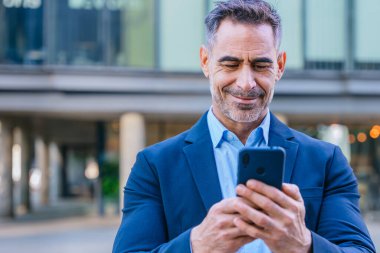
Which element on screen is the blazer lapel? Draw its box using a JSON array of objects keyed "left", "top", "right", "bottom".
[
  {"left": 183, "top": 113, "right": 223, "bottom": 212},
  {"left": 269, "top": 113, "right": 299, "bottom": 183}
]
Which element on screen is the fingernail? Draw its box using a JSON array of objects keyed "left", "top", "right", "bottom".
[
  {"left": 236, "top": 184, "right": 244, "bottom": 192},
  {"left": 247, "top": 179, "right": 256, "bottom": 187}
]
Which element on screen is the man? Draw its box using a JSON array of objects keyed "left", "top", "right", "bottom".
[{"left": 113, "top": 1, "right": 375, "bottom": 252}]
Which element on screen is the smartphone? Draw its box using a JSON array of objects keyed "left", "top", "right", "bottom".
[{"left": 237, "top": 146, "right": 285, "bottom": 190}]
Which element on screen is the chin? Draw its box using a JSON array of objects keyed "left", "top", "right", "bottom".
[
  {"left": 224, "top": 109, "right": 263, "bottom": 123},
  {"left": 221, "top": 102, "right": 266, "bottom": 122}
]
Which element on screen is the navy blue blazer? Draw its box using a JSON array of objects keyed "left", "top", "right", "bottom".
[{"left": 113, "top": 113, "right": 375, "bottom": 253}]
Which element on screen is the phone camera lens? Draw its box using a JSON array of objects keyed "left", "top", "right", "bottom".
[{"left": 256, "top": 167, "right": 265, "bottom": 175}]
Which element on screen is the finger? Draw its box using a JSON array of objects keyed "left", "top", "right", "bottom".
[
  {"left": 235, "top": 189, "right": 260, "bottom": 209},
  {"left": 246, "top": 179, "right": 296, "bottom": 209},
  {"left": 234, "top": 217, "right": 269, "bottom": 240},
  {"left": 212, "top": 205, "right": 252, "bottom": 229},
  {"left": 211, "top": 198, "right": 242, "bottom": 215},
  {"left": 225, "top": 226, "right": 253, "bottom": 239},
  {"left": 236, "top": 184, "right": 284, "bottom": 218},
  {"left": 282, "top": 183, "right": 303, "bottom": 203},
  {"left": 232, "top": 199, "right": 276, "bottom": 231}
]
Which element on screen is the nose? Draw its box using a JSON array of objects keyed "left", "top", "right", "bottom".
[{"left": 236, "top": 65, "right": 256, "bottom": 91}]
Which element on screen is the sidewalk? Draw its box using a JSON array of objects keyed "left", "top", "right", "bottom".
[
  {"left": 365, "top": 215, "right": 380, "bottom": 251},
  {"left": 0, "top": 199, "right": 120, "bottom": 253},
  {"left": 0, "top": 215, "right": 120, "bottom": 253},
  {"left": 0, "top": 206, "right": 378, "bottom": 253}
]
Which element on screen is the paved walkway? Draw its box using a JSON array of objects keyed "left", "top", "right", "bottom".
[
  {"left": 0, "top": 214, "right": 378, "bottom": 252},
  {"left": 0, "top": 215, "right": 120, "bottom": 253},
  {"left": 366, "top": 218, "right": 380, "bottom": 251}
]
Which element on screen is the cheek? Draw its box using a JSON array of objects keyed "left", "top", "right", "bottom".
[
  {"left": 257, "top": 76, "right": 276, "bottom": 94},
  {"left": 213, "top": 72, "right": 236, "bottom": 92}
]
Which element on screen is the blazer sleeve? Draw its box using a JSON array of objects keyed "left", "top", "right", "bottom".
[
  {"left": 112, "top": 151, "right": 192, "bottom": 253},
  {"left": 311, "top": 146, "right": 376, "bottom": 253}
]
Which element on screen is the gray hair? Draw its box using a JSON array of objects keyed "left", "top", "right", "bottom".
[{"left": 205, "top": 0, "right": 282, "bottom": 50}]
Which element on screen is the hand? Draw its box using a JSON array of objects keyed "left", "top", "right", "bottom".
[
  {"left": 190, "top": 198, "right": 255, "bottom": 253},
  {"left": 233, "top": 180, "right": 312, "bottom": 253}
]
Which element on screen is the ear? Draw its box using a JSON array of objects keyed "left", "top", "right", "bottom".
[
  {"left": 275, "top": 51, "right": 287, "bottom": 81},
  {"left": 200, "top": 45, "right": 210, "bottom": 78}
]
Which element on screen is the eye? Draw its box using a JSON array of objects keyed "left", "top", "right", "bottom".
[
  {"left": 253, "top": 63, "right": 271, "bottom": 71},
  {"left": 223, "top": 62, "right": 239, "bottom": 69}
]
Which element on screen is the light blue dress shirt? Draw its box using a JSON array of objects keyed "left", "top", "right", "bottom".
[{"left": 207, "top": 109, "right": 272, "bottom": 253}]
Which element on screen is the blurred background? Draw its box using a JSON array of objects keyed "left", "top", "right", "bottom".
[{"left": 0, "top": 0, "right": 379, "bottom": 252}]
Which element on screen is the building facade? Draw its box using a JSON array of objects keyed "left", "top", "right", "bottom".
[{"left": 0, "top": 0, "right": 380, "bottom": 217}]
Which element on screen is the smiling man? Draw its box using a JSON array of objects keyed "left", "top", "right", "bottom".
[
  {"left": 113, "top": 1, "right": 375, "bottom": 253},
  {"left": 201, "top": 18, "right": 284, "bottom": 144}
]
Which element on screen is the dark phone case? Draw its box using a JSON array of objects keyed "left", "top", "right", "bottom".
[{"left": 237, "top": 147, "right": 285, "bottom": 189}]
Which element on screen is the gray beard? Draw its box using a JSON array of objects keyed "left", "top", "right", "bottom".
[
  {"left": 220, "top": 100, "right": 267, "bottom": 123},
  {"left": 211, "top": 86, "right": 273, "bottom": 123}
]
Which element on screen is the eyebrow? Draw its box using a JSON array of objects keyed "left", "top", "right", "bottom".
[
  {"left": 218, "top": 56, "right": 242, "bottom": 62},
  {"left": 217, "top": 56, "right": 274, "bottom": 64},
  {"left": 252, "top": 57, "right": 273, "bottom": 64}
]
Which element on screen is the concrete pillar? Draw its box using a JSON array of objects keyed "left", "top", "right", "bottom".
[
  {"left": 12, "top": 127, "right": 23, "bottom": 215},
  {"left": 48, "top": 142, "right": 61, "bottom": 204},
  {"left": 11, "top": 127, "right": 33, "bottom": 215},
  {"left": 30, "top": 137, "right": 49, "bottom": 209},
  {"left": 0, "top": 120, "right": 13, "bottom": 217},
  {"left": 20, "top": 127, "right": 32, "bottom": 214},
  {"left": 119, "top": 113, "right": 146, "bottom": 211}
]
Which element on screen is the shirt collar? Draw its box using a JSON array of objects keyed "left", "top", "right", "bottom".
[
  {"left": 207, "top": 108, "right": 227, "bottom": 148},
  {"left": 207, "top": 108, "right": 270, "bottom": 148}
]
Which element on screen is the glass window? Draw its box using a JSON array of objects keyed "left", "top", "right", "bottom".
[
  {"left": 110, "top": 0, "right": 155, "bottom": 68},
  {"left": 305, "top": 0, "right": 346, "bottom": 70},
  {"left": 267, "top": 0, "right": 303, "bottom": 70},
  {"left": 0, "top": 0, "right": 44, "bottom": 65},
  {"left": 208, "top": 0, "right": 216, "bottom": 11},
  {"left": 354, "top": 0, "right": 380, "bottom": 70},
  {"left": 159, "top": 0, "right": 205, "bottom": 71},
  {"left": 53, "top": 0, "right": 104, "bottom": 65},
  {"left": 349, "top": 125, "right": 380, "bottom": 211}
]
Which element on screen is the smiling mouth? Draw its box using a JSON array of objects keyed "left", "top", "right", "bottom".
[
  {"left": 231, "top": 95, "right": 258, "bottom": 104},
  {"left": 235, "top": 96, "right": 256, "bottom": 100}
]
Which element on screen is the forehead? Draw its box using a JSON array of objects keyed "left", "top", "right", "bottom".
[{"left": 212, "top": 19, "right": 276, "bottom": 55}]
